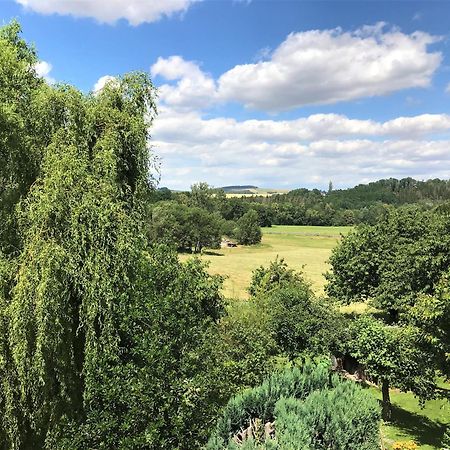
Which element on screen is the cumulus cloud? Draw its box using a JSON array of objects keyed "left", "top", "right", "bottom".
[
  {"left": 153, "top": 109, "right": 450, "bottom": 144},
  {"left": 151, "top": 56, "right": 217, "bottom": 111},
  {"left": 217, "top": 23, "right": 441, "bottom": 111},
  {"left": 93, "top": 75, "right": 117, "bottom": 93},
  {"left": 151, "top": 25, "right": 441, "bottom": 113},
  {"left": 16, "top": 0, "right": 200, "bottom": 25},
  {"left": 34, "top": 60, "right": 55, "bottom": 84},
  {"left": 152, "top": 107, "right": 450, "bottom": 189}
]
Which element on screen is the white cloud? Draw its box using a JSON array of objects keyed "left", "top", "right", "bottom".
[
  {"left": 34, "top": 60, "right": 55, "bottom": 84},
  {"left": 218, "top": 23, "right": 441, "bottom": 111},
  {"left": 151, "top": 56, "right": 217, "bottom": 111},
  {"left": 152, "top": 107, "right": 450, "bottom": 189},
  {"left": 151, "top": 25, "right": 441, "bottom": 113},
  {"left": 93, "top": 75, "right": 117, "bottom": 93},
  {"left": 16, "top": 0, "right": 200, "bottom": 25},
  {"left": 153, "top": 109, "right": 450, "bottom": 145}
]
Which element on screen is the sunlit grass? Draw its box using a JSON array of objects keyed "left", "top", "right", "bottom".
[
  {"left": 180, "top": 225, "right": 352, "bottom": 298},
  {"left": 370, "top": 382, "right": 450, "bottom": 450}
]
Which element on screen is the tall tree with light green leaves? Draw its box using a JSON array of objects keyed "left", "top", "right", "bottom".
[{"left": 0, "top": 22, "right": 225, "bottom": 450}]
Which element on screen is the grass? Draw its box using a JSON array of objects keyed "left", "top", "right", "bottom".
[
  {"left": 225, "top": 188, "right": 290, "bottom": 198},
  {"left": 181, "top": 225, "right": 351, "bottom": 298},
  {"left": 371, "top": 382, "right": 450, "bottom": 449}
]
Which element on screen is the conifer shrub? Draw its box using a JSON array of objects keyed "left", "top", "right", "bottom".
[{"left": 207, "top": 362, "right": 381, "bottom": 450}]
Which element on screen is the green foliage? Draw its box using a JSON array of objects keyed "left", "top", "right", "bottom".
[
  {"left": 163, "top": 177, "right": 450, "bottom": 228},
  {"left": 149, "top": 200, "right": 223, "bottom": 252},
  {"left": 325, "top": 224, "right": 380, "bottom": 302},
  {"left": 248, "top": 257, "right": 304, "bottom": 297},
  {"left": 349, "top": 316, "right": 436, "bottom": 398},
  {"left": 61, "top": 249, "right": 225, "bottom": 450},
  {"left": 0, "top": 22, "right": 228, "bottom": 449},
  {"left": 408, "top": 280, "right": 450, "bottom": 377},
  {"left": 442, "top": 425, "right": 450, "bottom": 450},
  {"left": 272, "top": 382, "right": 380, "bottom": 450},
  {"left": 204, "top": 302, "right": 278, "bottom": 409},
  {"left": 208, "top": 362, "right": 333, "bottom": 445},
  {"left": 326, "top": 207, "right": 450, "bottom": 318},
  {"left": 189, "top": 182, "right": 220, "bottom": 212},
  {"left": 235, "top": 210, "right": 262, "bottom": 245},
  {"left": 258, "top": 285, "right": 346, "bottom": 360},
  {"left": 248, "top": 258, "right": 348, "bottom": 360},
  {"left": 0, "top": 21, "right": 44, "bottom": 254},
  {"left": 326, "top": 207, "right": 450, "bottom": 420},
  {"left": 207, "top": 362, "right": 381, "bottom": 450}
]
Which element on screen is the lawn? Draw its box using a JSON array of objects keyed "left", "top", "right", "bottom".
[
  {"left": 180, "top": 225, "right": 352, "bottom": 299},
  {"left": 372, "top": 382, "right": 450, "bottom": 449}
]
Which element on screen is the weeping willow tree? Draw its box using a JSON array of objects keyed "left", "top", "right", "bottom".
[
  {"left": 0, "top": 20, "right": 45, "bottom": 254},
  {"left": 0, "top": 23, "right": 225, "bottom": 449}
]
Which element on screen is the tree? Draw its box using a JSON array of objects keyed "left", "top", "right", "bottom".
[
  {"left": 348, "top": 315, "right": 436, "bottom": 421},
  {"left": 235, "top": 209, "right": 262, "bottom": 245},
  {"left": 206, "top": 302, "right": 278, "bottom": 405},
  {"left": 190, "top": 182, "right": 217, "bottom": 212},
  {"left": 0, "top": 20, "right": 46, "bottom": 254},
  {"left": 326, "top": 206, "right": 450, "bottom": 320},
  {"left": 248, "top": 259, "right": 348, "bottom": 362},
  {"left": 248, "top": 257, "right": 304, "bottom": 297},
  {"left": 326, "top": 207, "right": 450, "bottom": 420},
  {"left": 260, "top": 285, "right": 347, "bottom": 360},
  {"left": 149, "top": 201, "right": 223, "bottom": 253},
  {"left": 0, "top": 23, "right": 226, "bottom": 449},
  {"left": 408, "top": 279, "right": 450, "bottom": 377},
  {"left": 328, "top": 180, "right": 333, "bottom": 194}
]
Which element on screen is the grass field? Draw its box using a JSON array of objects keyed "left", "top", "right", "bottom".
[
  {"left": 181, "top": 225, "right": 352, "bottom": 299},
  {"left": 224, "top": 187, "right": 290, "bottom": 198}
]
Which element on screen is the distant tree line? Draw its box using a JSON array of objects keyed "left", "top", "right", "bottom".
[{"left": 149, "top": 177, "right": 450, "bottom": 229}]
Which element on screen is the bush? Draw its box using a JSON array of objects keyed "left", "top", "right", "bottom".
[
  {"left": 442, "top": 426, "right": 450, "bottom": 450},
  {"left": 207, "top": 362, "right": 381, "bottom": 450},
  {"left": 212, "top": 302, "right": 278, "bottom": 396},
  {"left": 248, "top": 257, "right": 305, "bottom": 297},
  {"left": 260, "top": 284, "right": 348, "bottom": 359},
  {"left": 249, "top": 259, "right": 349, "bottom": 360}
]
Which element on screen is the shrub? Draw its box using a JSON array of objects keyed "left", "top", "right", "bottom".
[
  {"left": 207, "top": 362, "right": 381, "bottom": 449},
  {"left": 248, "top": 257, "right": 305, "bottom": 297},
  {"left": 442, "top": 426, "right": 450, "bottom": 450}
]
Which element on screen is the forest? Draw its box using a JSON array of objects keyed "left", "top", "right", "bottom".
[
  {"left": 0, "top": 22, "right": 449, "bottom": 450},
  {"left": 149, "top": 177, "right": 450, "bottom": 236}
]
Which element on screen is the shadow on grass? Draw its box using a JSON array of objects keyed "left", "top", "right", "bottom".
[
  {"left": 436, "top": 385, "right": 450, "bottom": 401},
  {"left": 388, "top": 404, "right": 446, "bottom": 448},
  {"left": 202, "top": 250, "right": 225, "bottom": 256}
]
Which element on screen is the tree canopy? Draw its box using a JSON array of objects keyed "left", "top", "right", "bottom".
[{"left": 0, "top": 22, "right": 226, "bottom": 449}]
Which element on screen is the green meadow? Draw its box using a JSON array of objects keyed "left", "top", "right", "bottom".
[{"left": 183, "top": 225, "right": 352, "bottom": 299}]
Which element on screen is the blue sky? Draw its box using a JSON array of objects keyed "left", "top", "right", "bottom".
[{"left": 2, "top": 0, "right": 450, "bottom": 190}]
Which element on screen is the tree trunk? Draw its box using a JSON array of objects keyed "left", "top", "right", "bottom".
[{"left": 381, "top": 379, "right": 392, "bottom": 421}]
